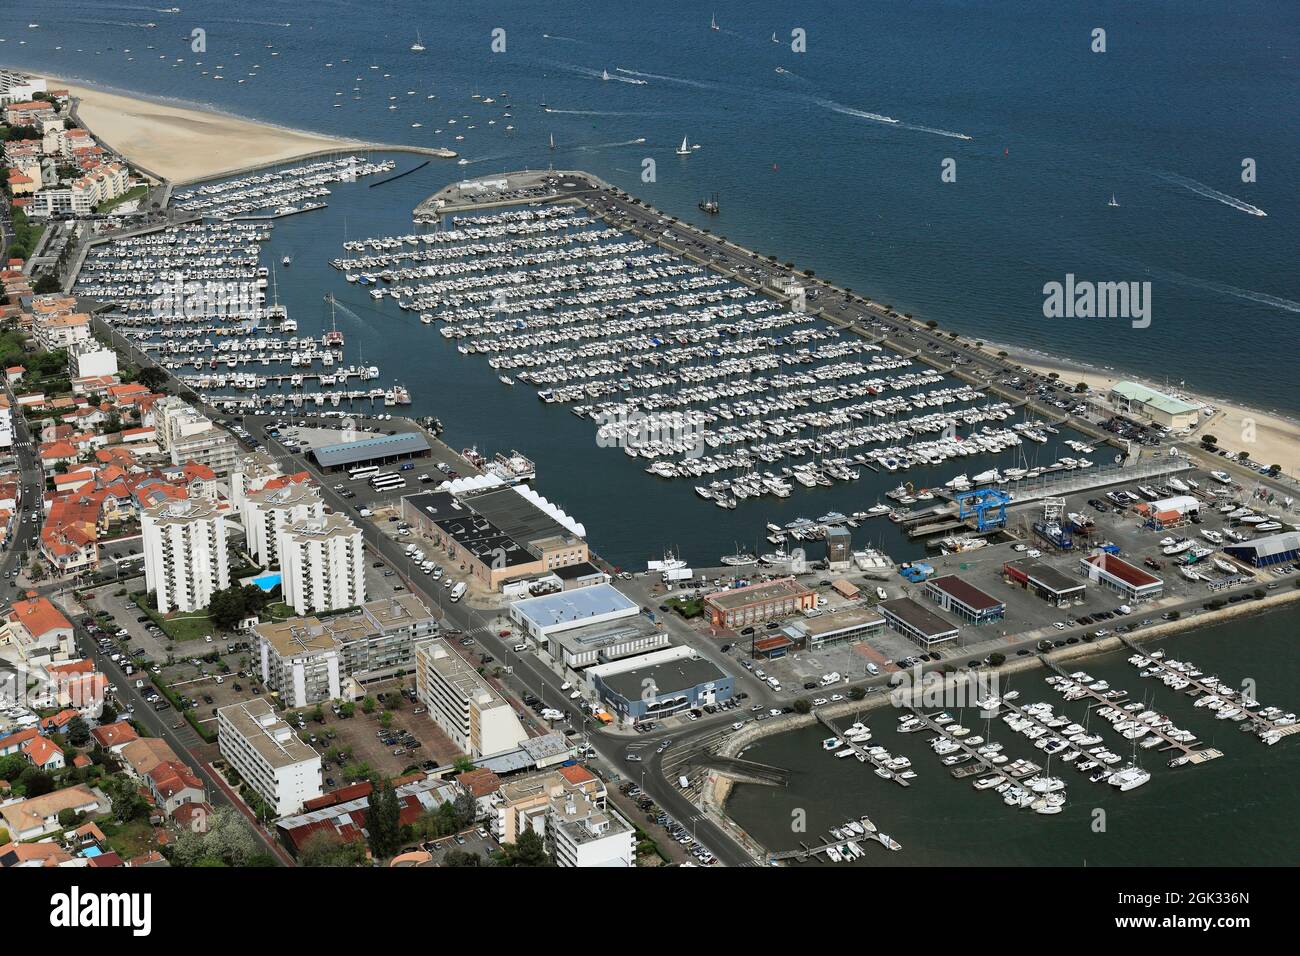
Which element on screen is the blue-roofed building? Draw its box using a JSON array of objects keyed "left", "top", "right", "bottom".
[
  {"left": 1223, "top": 531, "right": 1300, "bottom": 569},
  {"left": 509, "top": 583, "right": 640, "bottom": 642},
  {"left": 310, "top": 432, "right": 430, "bottom": 471}
]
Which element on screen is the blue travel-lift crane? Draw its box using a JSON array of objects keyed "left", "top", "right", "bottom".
[{"left": 952, "top": 488, "right": 1011, "bottom": 532}]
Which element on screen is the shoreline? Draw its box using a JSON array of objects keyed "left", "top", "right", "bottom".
[
  {"left": 711, "top": 588, "right": 1300, "bottom": 863},
  {"left": 17, "top": 69, "right": 455, "bottom": 184},
  {"left": 977, "top": 338, "right": 1300, "bottom": 477}
]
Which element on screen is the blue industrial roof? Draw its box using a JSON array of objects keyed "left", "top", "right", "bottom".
[
  {"left": 312, "top": 432, "right": 430, "bottom": 468},
  {"left": 512, "top": 583, "right": 637, "bottom": 629}
]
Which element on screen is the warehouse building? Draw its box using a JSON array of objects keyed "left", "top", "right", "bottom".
[
  {"left": 878, "top": 597, "right": 961, "bottom": 647},
  {"left": 402, "top": 489, "right": 589, "bottom": 591},
  {"left": 702, "top": 577, "right": 817, "bottom": 630},
  {"left": 923, "top": 575, "right": 1006, "bottom": 624},
  {"left": 589, "top": 646, "right": 732, "bottom": 723},
  {"left": 1079, "top": 552, "right": 1164, "bottom": 602},
  {"left": 310, "top": 432, "right": 430, "bottom": 473},
  {"left": 780, "top": 606, "right": 886, "bottom": 649},
  {"left": 1107, "top": 381, "right": 1200, "bottom": 430},
  {"left": 1003, "top": 559, "right": 1088, "bottom": 607},
  {"left": 1223, "top": 531, "right": 1300, "bottom": 569},
  {"left": 509, "top": 583, "right": 640, "bottom": 643},
  {"left": 544, "top": 616, "right": 671, "bottom": 670}
]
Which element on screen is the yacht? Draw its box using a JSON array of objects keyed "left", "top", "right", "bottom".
[
  {"left": 281, "top": 255, "right": 291, "bottom": 267},
  {"left": 1108, "top": 766, "right": 1151, "bottom": 791}
]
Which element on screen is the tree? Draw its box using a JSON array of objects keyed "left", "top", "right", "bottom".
[
  {"left": 452, "top": 755, "right": 475, "bottom": 774},
  {"left": 848, "top": 686, "right": 867, "bottom": 701},
  {"left": 987, "top": 652, "right": 1006, "bottom": 667},
  {"left": 136, "top": 367, "right": 168, "bottom": 391},
  {"left": 499, "top": 828, "right": 551, "bottom": 867},
  {"left": 444, "top": 849, "right": 483, "bottom": 867},
  {"left": 361, "top": 696, "right": 376, "bottom": 715},
  {"left": 169, "top": 806, "right": 261, "bottom": 867},
  {"left": 1200, "top": 434, "right": 1218, "bottom": 447},
  {"left": 66, "top": 715, "right": 90, "bottom": 747},
  {"left": 792, "top": 698, "right": 812, "bottom": 714},
  {"left": 925, "top": 320, "right": 938, "bottom": 329},
  {"left": 298, "top": 830, "right": 367, "bottom": 867},
  {"left": 99, "top": 702, "right": 118, "bottom": 724},
  {"left": 366, "top": 779, "right": 402, "bottom": 859},
  {"left": 33, "top": 274, "right": 61, "bottom": 294},
  {"left": 207, "top": 586, "right": 247, "bottom": 630}
]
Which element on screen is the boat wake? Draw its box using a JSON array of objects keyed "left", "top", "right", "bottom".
[
  {"left": 817, "top": 98, "right": 900, "bottom": 126},
  {"left": 613, "top": 67, "right": 720, "bottom": 91},
  {"left": 575, "top": 138, "right": 649, "bottom": 151},
  {"left": 1157, "top": 172, "right": 1267, "bottom": 217},
  {"left": 899, "top": 122, "right": 973, "bottom": 141},
  {"left": 543, "top": 107, "right": 667, "bottom": 117},
  {"left": 541, "top": 33, "right": 581, "bottom": 42},
  {"left": 552, "top": 62, "right": 648, "bottom": 85},
  {"left": 1142, "top": 265, "right": 1300, "bottom": 314}
]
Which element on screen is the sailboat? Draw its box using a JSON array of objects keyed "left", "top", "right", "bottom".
[
  {"left": 322, "top": 294, "right": 345, "bottom": 349},
  {"left": 771, "top": 31, "right": 780, "bottom": 43},
  {"left": 676, "top": 135, "right": 692, "bottom": 156},
  {"left": 602, "top": 69, "right": 610, "bottom": 81},
  {"left": 710, "top": 13, "right": 719, "bottom": 31},
  {"left": 410, "top": 32, "right": 425, "bottom": 53},
  {"left": 1107, "top": 194, "right": 1120, "bottom": 208},
  {"left": 548, "top": 132, "right": 556, "bottom": 150}
]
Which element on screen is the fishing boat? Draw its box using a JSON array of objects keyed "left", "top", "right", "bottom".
[{"left": 698, "top": 192, "right": 719, "bottom": 214}]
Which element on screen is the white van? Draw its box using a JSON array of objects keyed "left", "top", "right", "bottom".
[
  {"left": 513, "top": 643, "right": 527, "bottom": 652},
  {"left": 568, "top": 690, "right": 582, "bottom": 701},
  {"left": 449, "top": 582, "right": 467, "bottom": 603},
  {"left": 678, "top": 775, "right": 690, "bottom": 790},
  {"left": 560, "top": 682, "right": 572, "bottom": 691},
  {"left": 866, "top": 663, "right": 879, "bottom": 676}
]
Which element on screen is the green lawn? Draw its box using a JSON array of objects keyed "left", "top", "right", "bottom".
[
  {"left": 96, "top": 184, "right": 148, "bottom": 213},
  {"left": 99, "top": 818, "right": 155, "bottom": 859},
  {"left": 133, "top": 594, "right": 216, "bottom": 641}
]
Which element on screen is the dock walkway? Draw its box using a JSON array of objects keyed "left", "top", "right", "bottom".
[
  {"left": 814, "top": 711, "right": 910, "bottom": 786},
  {"left": 1117, "top": 636, "right": 1300, "bottom": 742}
]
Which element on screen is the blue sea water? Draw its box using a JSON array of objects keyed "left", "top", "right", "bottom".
[{"left": 6, "top": 0, "right": 1298, "bottom": 566}]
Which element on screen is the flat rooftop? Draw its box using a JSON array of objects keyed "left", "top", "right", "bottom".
[
  {"left": 703, "top": 577, "right": 813, "bottom": 612},
  {"left": 598, "top": 654, "right": 728, "bottom": 701},
  {"left": 548, "top": 615, "right": 666, "bottom": 656},
  {"left": 1006, "top": 559, "right": 1085, "bottom": 595},
  {"left": 879, "top": 597, "right": 961, "bottom": 638},
  {"left": 219, "top": 698, "right": 317, "bottom": 768},
  {"left": 312, "top": 432, "right": 429, "bottom": 468},
  {"left": 513, "top": 583, "right": 637, "bottom": 629},
  {"left": 926, "top": 574, "right": 1005, "bottom": 611},
  {"left": 791, "top": 605, "right": 886, "bottom": 638}
]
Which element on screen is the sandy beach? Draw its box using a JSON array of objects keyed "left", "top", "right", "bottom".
[
  {"left": 976, "top": 340, "right": 1300, "bottom": 478},
  {"left": 39, "top": 76, "right": 371, "bottom": 184}
]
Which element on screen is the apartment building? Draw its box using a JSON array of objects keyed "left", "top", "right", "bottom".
[
  {"left": 217, "top": 698, "right": 322, "bottom": 817},
  {"left": 277, "top": 513, "right": 366, "bottom": 615},
  {"left": 240, "top": 481, "right": 323, "bottom": 566},
  {"left": 255, "top": 595, "right": 439, "bottom": 707},
  {"left": 413, "top": 637, "right": 528, "bottom": 759},
  {"left": 142, "top": 497, "right": 230, "bottom": 613}
]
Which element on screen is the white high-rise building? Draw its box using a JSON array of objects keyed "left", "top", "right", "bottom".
[
  {"left": 240, "top": 481, "right": 323, "bottom": 567},
  {"left": 413, "top": 637, "right": 529, "bottom": 759},
  {"left": 217, "top": 698, "right": 322, "bottom": 817},
  {"left": 277, "top": 513, "right": 366, "bottom": 615},
  {"left": 142, "top": 498, "right": 230, "bottom": 613}
]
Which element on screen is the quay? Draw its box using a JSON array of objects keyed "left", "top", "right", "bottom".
[
  {"left": 1117, "top": 636, "right": 1300, "bottom": 743},
  {"left": 814, "top": 711, "right": 911, "bottom": 786},
  {"left": 901, "top": 706, "right": 1032, "bottom": 791},
  {"left": 1038, "top": 656, "right": 1223, "bottom": 763},
  {"left": 768, "top": 817, "right": 902, "bottom": 863}
]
